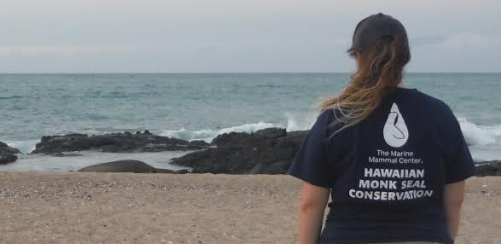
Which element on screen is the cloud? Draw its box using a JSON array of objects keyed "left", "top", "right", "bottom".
[
  {"left": 0, "top": 44, "right": 132, "bottom": 55},
  {"left": 426, "top": 33, "right": 501, "bottom": 50},
  {"left": 409, "top": 33, "right": 501, "bottom": 72}
]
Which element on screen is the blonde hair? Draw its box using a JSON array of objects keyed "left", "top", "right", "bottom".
[{"left": 320, "top": 35, "right": 411, "bottom": 135}]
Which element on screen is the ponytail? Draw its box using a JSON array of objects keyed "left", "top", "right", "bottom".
[{"left": 320, "top": 35, "right": 411, "bottom": 135}]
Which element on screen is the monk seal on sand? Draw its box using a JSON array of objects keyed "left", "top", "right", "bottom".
[{"left": 77, "top": 160, "right": 189, "bottom": 174}]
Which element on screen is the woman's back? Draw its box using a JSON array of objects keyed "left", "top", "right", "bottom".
[
  {"left": 289, "top": 13, "right": 474, "bottom": 244},
  {"left": 289, "top": 87, "right": 474, "bottom": 243}
]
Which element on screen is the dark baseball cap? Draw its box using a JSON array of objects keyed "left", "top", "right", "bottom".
[{"left": 351, "top": 13, "right": 408, "bottom": 52}]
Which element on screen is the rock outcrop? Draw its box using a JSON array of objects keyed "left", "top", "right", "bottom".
[
  {"left": 475, "top": 161, "right": 501, "bottom": 177},
  {"left": 22, "top": 127, "right": 501, "bottom": 177},
  {"left": 32, "top": 130, "right": 210, "bottom": 154},
  {"left": 0, "top": 141, "right": 21, "bottom": 165},
  {"left": 172, "top": 128, "right": 501, "bottom": 177},
  {"left": 171, "top": 128, "right": 307, "bottom": 174}
]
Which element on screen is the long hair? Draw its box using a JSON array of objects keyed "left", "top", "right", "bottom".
[{"left": 320, "top": 35, "right": 411, "bottom": 135}]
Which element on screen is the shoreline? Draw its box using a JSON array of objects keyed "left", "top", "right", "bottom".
[
  {"left": 2, "top": 128, "right": 500, "bottom": 175},
  {"left": 0, "top": 172, "right": 499, "bottom": 244}
]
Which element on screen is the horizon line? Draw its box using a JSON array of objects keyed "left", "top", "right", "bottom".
[{"left": 1, "top": 71, "right": 500, "bottom": 75}]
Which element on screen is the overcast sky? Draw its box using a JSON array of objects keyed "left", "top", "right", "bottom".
[{"left": 0, "top": 0, "right": 500, "bottom": 73}]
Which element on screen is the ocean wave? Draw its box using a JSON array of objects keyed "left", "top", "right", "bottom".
[
  {"left": 5, "top": 140, "right": 39, "bottom": 154},
  {"left": 161, "top": 112, "right": 319, "bottom": 142},
  {"left": 160, "top": 115, "right": 499, "bottom": 149},
  {"left": 161, "top": 122, "right": 277, "bottom": 142},
  {"left": 458, "top": 117, "right": 500, "bottom": 147},
  {"left": 483, "top": 124, "right": 501, "bottom": 136},
  {"left": 3, "top": 115, "right": 316, "bottom": 154},
  {"left": 0, "top": 95, "right": 23, "bottom": 100},
  {"left": 5, "top": 116, "right": 498, "bottom": 154},
  {"left": 284, "top": 111, "right": 317, "bottom": 132}
]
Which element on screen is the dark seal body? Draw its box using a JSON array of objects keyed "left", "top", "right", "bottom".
[{"left": 77, "top": 160, "right": 188, "bottom": 174}]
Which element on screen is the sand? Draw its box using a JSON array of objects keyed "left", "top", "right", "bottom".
[{"left": 0, "top": 173, "right": 499, "bottom": 244}]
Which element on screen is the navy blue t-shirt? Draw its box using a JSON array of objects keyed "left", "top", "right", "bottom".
[{"left": 288, "top": 87, "right": 475, "bottom": 244}]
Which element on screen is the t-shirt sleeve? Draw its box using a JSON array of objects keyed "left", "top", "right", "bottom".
[
  {"left": 288, "top": 110, "right": 335, "bottom": 188},
  {"left": 441, "top": 106, "right": 476, "bottom": 184}
]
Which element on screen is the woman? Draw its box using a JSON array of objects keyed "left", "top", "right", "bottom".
[{"left": 288, "top": 13, "right": 474, "bottom": 244}]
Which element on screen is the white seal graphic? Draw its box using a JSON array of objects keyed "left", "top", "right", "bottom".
[{"left": 383, "top": 103, "right": 409, "bottom": 148}]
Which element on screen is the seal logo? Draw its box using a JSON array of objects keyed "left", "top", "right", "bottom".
[{"left": 383, "top": 103, "right": 409, "bottom": 148}]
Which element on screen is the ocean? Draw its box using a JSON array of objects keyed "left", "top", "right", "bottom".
[{"left": 1, "top": 73, "right": 500, "bottom": 171}]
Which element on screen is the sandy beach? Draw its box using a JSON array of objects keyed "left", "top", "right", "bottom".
[{"left": 0, "top": 173, "right": 499, "bottom": 244}]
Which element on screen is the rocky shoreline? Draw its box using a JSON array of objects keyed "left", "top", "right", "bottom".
[
  {"left": 1, "top": 129, "right": 500, "bottom": 176},
  {"left": 31, "top": 130, "right": 209, "bottom": 154}
]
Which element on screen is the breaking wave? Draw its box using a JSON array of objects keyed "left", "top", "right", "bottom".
[{"left": 458, "top": 117, "right": 500, "bottom": 147}]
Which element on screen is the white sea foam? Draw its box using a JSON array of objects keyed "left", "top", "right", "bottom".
[
  {"left": 161, "top": 111, "right": 319, "bottom": 142},
  {"left": 161, "top": 122, "right": 277, "bottom": 142},
  {"left": 5, "top": 140, "right": 39, "bottom": 154},
  {"left": 284, "top": 111, "right": 317, "bottom": 132},
  {"left": 458, "top": 117, "right": 499, "bottom": 147},
  {"left": 160, "top": 112, "right": 320, "bottom": 142},
  {"left": 483, "top": 124, "right": 501, "bottom": 136}
]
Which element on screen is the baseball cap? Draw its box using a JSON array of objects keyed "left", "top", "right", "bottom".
[{"left": 351, "top": 13, "right": 408, "bottom": 52}]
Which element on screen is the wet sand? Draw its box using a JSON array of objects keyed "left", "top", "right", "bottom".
[{"left": 0, "top": 172, "right": 499, "bottom": 244}]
